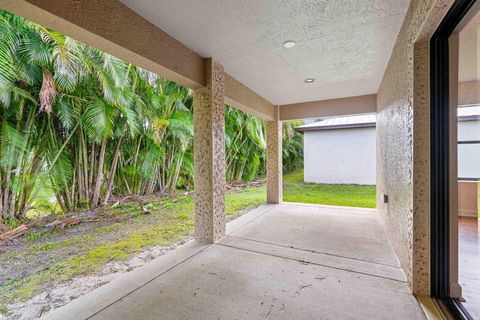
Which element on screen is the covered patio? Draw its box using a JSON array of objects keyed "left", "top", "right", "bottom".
[
  {"left": 43, "top": 203, "right": 425, "bottom": 320},
  {"left": 1, "top": 0, "right": 476, "bottom": 319}
]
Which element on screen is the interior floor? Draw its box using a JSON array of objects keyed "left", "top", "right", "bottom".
[{"left": 459, "top": 216, "right": 480, "bottom": 319}]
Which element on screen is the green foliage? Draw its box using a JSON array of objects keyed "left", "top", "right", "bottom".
[
  {"left": 224, "top": 108, "right": 304, "bottom": 181},
  {"left": 282, "top": 121, "right": 304, "bottom": 173},
  {"left": 25, "top": 230, "right": 54, "bottom": 242},
  {"left": 225, "top": 106, "right": 266, "bottom": 181},
  {"left": 3, "top": 217, "right": 22, "bottom": 228}
]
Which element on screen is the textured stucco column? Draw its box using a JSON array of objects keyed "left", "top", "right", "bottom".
[
  {"left": 193, "top": 59, "right": 226, "bottom": 243},
  {"left": 266, "top": 106, "right": 282, "bottom": 204}
]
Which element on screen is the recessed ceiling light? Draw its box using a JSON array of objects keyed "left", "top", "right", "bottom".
[
  {"left": 304, "top": 78, "right": 315, "bottom": 83},
  {"left": 283, "top": 40, "right": 296, "bottom": 48}
]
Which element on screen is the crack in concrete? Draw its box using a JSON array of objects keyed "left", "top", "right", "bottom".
[{"left": 216, "top": 242, "right": 407, "bottom": 284}]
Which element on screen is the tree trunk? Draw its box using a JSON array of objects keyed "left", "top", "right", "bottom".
[
  {"left": 91, "top": 138, "right": 107, "bottom": 207},
  {"left": 88, "top": 142, "right": 96, "bottom": 199},
  {"left": 103, "top": 137, "right": 123, "bottom": 205},
  {"left": 18, "top": 154, "right": 42, "bottom": 218},
  {"left": 146, "top": 164, "right": 157, "bottom": 195},
  {"left": 80, "top": 129, "right": 89, "bottom": 201},
  {"left": 76, "top": 146, "right": 85, "bottom": 202},
  {"left": 170, "top": 154, "right": 183, "bottom": 192}
]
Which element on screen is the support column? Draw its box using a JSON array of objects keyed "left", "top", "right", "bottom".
[
  {"left": 194, "top": 58, "right": 226, "bottom": 243},
  {"left": 266, "top": 106, "right": 282, "bottom": 204}
]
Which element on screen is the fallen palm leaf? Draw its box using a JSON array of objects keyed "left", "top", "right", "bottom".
[{"left": 0, "top": 224, "right": 28, "bottom": 239}]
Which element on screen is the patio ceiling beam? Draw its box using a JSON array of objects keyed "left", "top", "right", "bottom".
[
  {"left": 224, "top": 74, "right": 275, "bottom": 121},
  {"left": 0, "top": 0, "right": 276, "bottom": 121},
  {"left": 279, "top": 94, "right": 377, "bottom": 121}
]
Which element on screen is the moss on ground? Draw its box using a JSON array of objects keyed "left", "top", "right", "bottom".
[
  {"left": 0, "top": 303, "right": 8, "bottom": 316},
  {"left": 59, "top": 218, "right": 193, "bottom": 279}
]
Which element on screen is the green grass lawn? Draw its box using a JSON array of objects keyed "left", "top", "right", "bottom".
[{"left": 283, "top": 170, "right": 376, "bottom": 208}]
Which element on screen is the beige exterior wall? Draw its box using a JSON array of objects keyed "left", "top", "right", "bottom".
[{"left": 376, "top": 0, "right": 454, "bottom": 295}]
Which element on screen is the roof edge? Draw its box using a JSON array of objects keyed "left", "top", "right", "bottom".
[{"left": 295, "top": 122, "right": 376, "bottom": 132}]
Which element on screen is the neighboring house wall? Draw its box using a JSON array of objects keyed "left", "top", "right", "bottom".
[{"left": 304, "top": 127, "right": 376, "bottom": 185}]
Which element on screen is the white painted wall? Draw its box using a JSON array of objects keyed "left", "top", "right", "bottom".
[
  {"left": 303, "top": 127, "right": 376, "bottom": 185},
  {"left": 457, "top": 119, "right": 480, "bottom": 217},
  {"left": 458, "top": 120, "right": 480, "bottom": 179}
]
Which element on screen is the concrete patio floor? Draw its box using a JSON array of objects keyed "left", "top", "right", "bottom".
[{"left": 44, "top": 203, "right": 426, "bottom": 320}]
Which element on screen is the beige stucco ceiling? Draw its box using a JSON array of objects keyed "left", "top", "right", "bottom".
[{"left": 120, "top": 0, "right": 410, "bottom": 105}]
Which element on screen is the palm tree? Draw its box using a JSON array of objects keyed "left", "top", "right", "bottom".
[
  {"left": 225, "top": 106, "right": 266, "bottom": 182},
  {"left": 282, "top": 121, "right": 304, "bottom": 173},
  {"left": 0, "top": 11, "right": 84, "bottom": 219},
  {"left": 123, "top": 72, "right": 193, "bottom": 195}
]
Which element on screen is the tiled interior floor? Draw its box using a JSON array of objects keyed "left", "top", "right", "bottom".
[{"left": 459, "top": 217, "right": 480, "bottom": 320}]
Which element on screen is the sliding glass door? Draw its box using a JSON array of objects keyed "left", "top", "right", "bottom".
[{"left": 430, "top": 1, "right": 479, "bottom": 319}]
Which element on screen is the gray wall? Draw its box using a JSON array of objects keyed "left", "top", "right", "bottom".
[{"left": 303, "top": 127, "right": 376, "bottom": 185}]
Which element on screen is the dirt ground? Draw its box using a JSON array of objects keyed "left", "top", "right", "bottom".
[{"left": 3, "top": 237, "right": 191, "bottom": 320}]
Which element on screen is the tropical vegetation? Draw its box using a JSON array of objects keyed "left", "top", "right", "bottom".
[{"left": 0, "top": 10, "right": 303, "bottom": 225}]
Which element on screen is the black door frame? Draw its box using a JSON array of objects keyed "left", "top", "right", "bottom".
[{"left": 430, "top": 0, "right": 477, "bottom": 319}]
